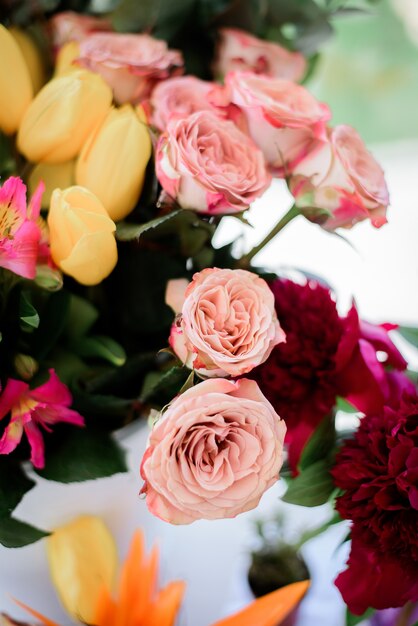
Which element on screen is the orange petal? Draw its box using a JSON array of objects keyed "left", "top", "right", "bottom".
[
  {"left": 93, "top": 586, "right": 117, "bottom": 626},
  {"left": 12, "top": 599, "right": 61, "bottom": 626},
  {"left": 147, "top": 581, "right": 186, "bottom": 626},
  {"left": 212, "top": 580, "right": 310, "bottom": 626}
]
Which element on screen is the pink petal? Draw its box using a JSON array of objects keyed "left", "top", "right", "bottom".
[
  {"left": 0, "top": 177, "right": 27, "bottom": 219},
  {"left": 24, "top": 421, "right": 45, "bottom": 469},
  {"left": 0, "top": 379, "right": 28, "bottom": 420},
  {"left": 28, "top": 180, "right": 45, "bottom": 220},
  {"left": 0, "top": 415, "right": 24, "bottom": 455},
  {"left": 31, "top": 369, "right": 72, "bottom": 407}
]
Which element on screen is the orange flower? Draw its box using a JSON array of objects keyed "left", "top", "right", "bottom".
[{"left": 13, "top": 516, "right": 309, "bottom": 626}]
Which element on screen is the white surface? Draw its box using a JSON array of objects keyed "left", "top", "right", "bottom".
[{"left": 1, "top": 140, "right": 418, "bottom": 626}]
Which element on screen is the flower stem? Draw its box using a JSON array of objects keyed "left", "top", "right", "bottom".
[
  {"left": 237, "top": 204, "right": 299, "bottom": 268},
  {"left": 395, "top": 602, "right": 416, "bottom": 626}
]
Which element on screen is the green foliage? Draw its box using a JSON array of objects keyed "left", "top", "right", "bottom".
[
  {"left": 0, "top": 458, "right": 35, "bottom": 517},
  {"left": 19, "top": 291, "right": 40, "bottom": 332},
  {"left": 0, "top": 517, "right": 49, "bottom": 548},
  {"left": 140, "top": 365, "right": 192, "bottom": 406},
  {"left": 346, "top": 608, "right": 375, "bottom": 626},
  {"left": 397, "top": 326, "right": 418, "bottom": 349},
  {"left": 36, "top": 427, "right": 127, "bottom": 483}
]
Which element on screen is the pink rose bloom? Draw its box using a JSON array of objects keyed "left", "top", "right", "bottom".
[
  {"left": 166, "top": 268, "right": 286, "bottom": 377},
  {"left": 76, "top": 33, "right": 183, "bottom": 104},
  {"left": 140, "top": 377, "right": 286, "bottom": 524},
  {"left": 214, "top": 28, "right": 306, "bottom": 82},
  {"left": 49, "top": 11, "right": 112, "bottom": 48},
  {"left": 219, "top": 71, "right": 331, "bottom": 176},
  {"left": 150, "top": 76, "right": 223, "bottom": 131},
  {"left": 289, "top": 125, "right": 389, "bottom": 230},
  {"left": 0, "top": 176, "right": 44, "bottom": 280},
  {"left": 156, "top": 111, "right": 271, "bottom": 214},
  {"left": 0, "top": 369, "right": 84, "bottom": 469}
]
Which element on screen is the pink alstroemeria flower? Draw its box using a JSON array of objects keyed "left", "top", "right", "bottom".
[
  {"left": 0, "top": 369, "right": 84, "bottom": 469},
  {"left": 0, "top": 176, "right": 44, "bottom": 279}
]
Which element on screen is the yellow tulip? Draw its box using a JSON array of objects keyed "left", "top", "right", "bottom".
[
  {"left": 76, "top": 104, "right": 152, "bottom": 221},
  {"left": 17, "top": 69, "right": 112, "bottom": 164},
  {"left": 55, "top": 41, "right": 80, "bottom": 76},
  {"left": 29, "top": 161, "right": 75, "bottom": 209},
  {"left": 0, "top": 24, "right": 33, "bottom": 135},
  {"left": 9, "top": 27, "right": 46, "bottom": 93},
  {"left": 48, "top": 185, "right": 117, "bottom": 285},
  {"left": 47, "top": 516, "right": 118, "bottom": 624}
]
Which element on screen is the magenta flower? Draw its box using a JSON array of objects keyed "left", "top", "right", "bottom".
[
  {"left": 0, "top": 176, "right": 44, "bottom": 279},
  {"left": 0, "top": 369, "right": 84, "bottom": 469}
]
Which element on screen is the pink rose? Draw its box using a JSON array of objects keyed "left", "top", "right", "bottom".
[
  {"left": 289, "top": 125, "right": 389, "bottom": 230},
  {"left": 140, "top": 377, "right": 286, "bottom": 524},
  {"left": 76, "top": 33, "right": 183, "bottom": 104},
  {"left": 166, "top": 268, "right": 286, "bottom": 377},
  {"left": 219, "top": 71, "right": 331, "bottom": 176},
  {"left": 49, "top": 11, "right": 112, "bottom": 48},
  {"left": 150, "top": 76, "right": 223, "bottom": 131},
  {"left": 214, "top": 28, "right": 306, "bottom": 82},
  {"left": 156, "top": 111, "right": 271, "bottom": 214}
]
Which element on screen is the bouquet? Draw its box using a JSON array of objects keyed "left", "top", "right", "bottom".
[{"left": 0, "top": 1, "right": 417, "bottom": 624}]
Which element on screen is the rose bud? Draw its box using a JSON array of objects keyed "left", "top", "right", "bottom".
[
  {"left": 76, "top": 33, "right": 183, "bottom": 104},
  {"left": 156, "top": 111, "right": 271, "bottom": 214},
  {"left": 214, "top": 28, "right": 306, "bottom": 82},
  {"left": 17, "top": 69, "right": 112, "bottom": 164},
  {"left": 9, "top": 27, "right": 46, "bottom": 94},
  {"left": 140, "top": 378, "right": 286, "bottom": 524},
  {"left": 76, "top": 105, "right": 152, "bottom": 222},
  {"left": 221, "top": 71, "right": 331, "bottom": 176},
  {"left": 166, "top": 268, "right": 285, "bottom": 377},
  {"left": 289, "top": 125, "right": 389, "bottom": 230},
  {"left": 48, "top": 186, "right": 117, "bottom": 285},
  {"left": 49, "top": 11, "right": 112, "bottom": 48},
  {"left": 0, "top": 25, "right": 33, "bottom": 135},
  {"left": 150, "top": 75, "right": 224, "bottom": 132}
]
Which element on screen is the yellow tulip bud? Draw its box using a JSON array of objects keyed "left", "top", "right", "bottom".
[
  {"left": 47, "top": 516, "right": 117, "bottom": 624},
  {"left": 29, "top": 160, "right": 75, "bottom": 209},
  {"left": 76, "top": 105, "right": 152, "bottom": 221},
  {"left": 0, "top": 24, "right": 33, "bottom": 135},
  {"left": 9, "top": 27, "right": 46, "bottom": 93},
  {"left": 48, "top": 186, "right": 117, "bottom": 285},
  {"left": 55, "top": 41, "right": 80, "bottom": 76},
  {"left": 17, "top": 69, "right": 112, "bottom": 164}
]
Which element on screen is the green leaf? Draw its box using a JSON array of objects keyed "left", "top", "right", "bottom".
[
  {"left": 66, "top": 295, "right": 98, "bottom": 340},
  {"left": 397, "top": 325, "right": 418, "bottom": 348},
  {"left": 299, "top": 414, "right": 336, "bottom": 471},
  {"left": 282, "top": 460, "right": 335, "bottom": 507},
  {"left": 410, "top": 622, "right": 418, "bottom": 626},
  {"left": 116, "top": 210, "right": 183, "bottom": 241},
  {"left": 0, "top": 458, "right": 35, "bottom": 518},
  {"left": 32, "top": 289, "right": 71, "bottom": 360},
  {"left": 336, "top": 397, "right": 359, "bottom": 414},
  {"left": 36, "top": 428, "right": 127, "bottom": 483},
  {"left": 295, "top": 511, "right": 342, "bottom": 549},
  {"left": 0, "top": 517, "right": 49, "bottom": 548},
  {"left": 346, "top": 607, "right": 375, "bottom": 626},
  {"left": 140, "top": 366, "right": 191, "bottom": 406},
  {"left": 19, "top": 292, "right": 39, "bottom": 331},
  {"left": 74, "top": 335, "right": 126, "bottom": 367}
]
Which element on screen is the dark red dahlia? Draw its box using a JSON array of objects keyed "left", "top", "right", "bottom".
[
  {"left": 332, "top": 394, "right": 418, "bottom": 614},
  {"left": 251, "top": 279, "right": 344, "bottom": 471}
]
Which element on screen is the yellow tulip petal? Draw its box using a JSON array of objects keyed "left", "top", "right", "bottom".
[
  {"left": 55, "top": 41, "right": 80, "bottom": 76},
  {"left": 212, "top": 580, "right": 310, "bottom": 626},
  {"left": 0, "top": 25, "right": 33, "bottom": 134},
  {"left": 47, "top": 515, "right": 118, "bottom": 624},
  {"left": 9, "top": 27, "right": 46, "bottom": 93},
  {"left": 29, "top": 161, "right": 75, "bottom": 209},
  {"left": 60, "top": 229, "right": 118, "bottom": 285},
  {"left": 76, "top": 105, "right": 152, "bottom": 221},
  {"left": 18, "top": 69, "right": 112, "bottom": 164}
]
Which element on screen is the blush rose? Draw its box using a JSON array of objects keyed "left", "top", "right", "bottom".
[
  {"left": 156, "top": 111, "right": 271, "bottom": 214},
  {"left": 76, "top": 33, "right": 183, "bottom": 104},
  {"left": 220, "top": 71, "right": 331, "bottom": 176},
  {"left": 289, "top": 125, "right": 389, "bottom": 230},
  {"left": 140, "top": 377, "right": 286, "bottom": 524},
  {"left": 166, "top": 268, "right": 286, "bottom": 378},
  {"left": 150, "top": 76, "right": 223, "bottom": 131},
  {"left": 214, "top": 28, "right": 306, "bottom": 82}
]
